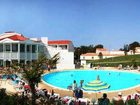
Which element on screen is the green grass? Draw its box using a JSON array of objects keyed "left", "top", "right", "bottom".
[{"left": 87, "top": 54, "right": 140, "bottom": 67}]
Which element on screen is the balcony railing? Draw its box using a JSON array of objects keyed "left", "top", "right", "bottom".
[{"left": 0, "top": 52, "right": 38, "bottom": 60}]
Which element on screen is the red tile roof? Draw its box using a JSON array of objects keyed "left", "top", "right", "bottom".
[
  {"left": 0, "top": 32, "right": 28, "bottom": 41},
  {"left": 81, "top": 53, "right": 98, "bottom": 56},
  {"left": 48, "top": 40, "right": 71, "bottom": 45},
  {"left": 7, "top": 35, "right": 28, "bottom": 41}
]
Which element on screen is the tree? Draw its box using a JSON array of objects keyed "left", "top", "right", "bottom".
[
  {"left": 74, "top": 44, "right": 104, "bottom": 62},
  {"left": 94, "top": 44, "right": 103, "bottom": 50},
  {"left": 16, "top": 54, "right": 47, "bottom": 105},
  {"left": 123, "top": 44, "right": 129, "bottom": 56},
  {"left": 74, "top": 46, "right": 91, "bottom": 63},
  {"left": 11, "top": 53, "right": 59, "bottom": 105},
  {"left": 47, "top": 53, "right": 60, "bottom": 70}
]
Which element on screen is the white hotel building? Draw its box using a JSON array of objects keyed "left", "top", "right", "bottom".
[{"left": 0, "top": 32, "right": 75, "bottom": 69}]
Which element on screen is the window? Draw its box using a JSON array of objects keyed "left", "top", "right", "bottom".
[
  {"left": 12, "top": 44, "right": 18, "bottom": 52},
  {"left": 92, "top": 57, "right": 94, "bottom": 59},
  {"left": 49, "top": 45, "right": 57, "bottom": 48},
  {"left": 59, "top": 45, "right": 67, "bottom": 50},
  {"left": 38, "top": 45, "right": 44, "bottom": 53},
  {"left": 5, "top": 44, "right": 10, "bottom": 51},
  {"left": 27, "top": 45, "right": 30, "bottom": 52},
  {"left": 20, "top": 44, "right": 25, "bottom": 52},
  {"left": 83, "top": 57, "right": 85, "bottom": 59},
  {"left": 0, "top": 44, "right": 3, "bottom": 52},
  {"left": 32, "top": 45, "right": 36, "bottom": 53}
]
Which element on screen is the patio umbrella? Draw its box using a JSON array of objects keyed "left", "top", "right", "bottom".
[{"left": 82, "top": 79, "right": 110, "bottom": 91}]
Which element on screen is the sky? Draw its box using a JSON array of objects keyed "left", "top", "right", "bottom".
[{"left": 0, "top": 0, "right": 140, "bottom": 50}]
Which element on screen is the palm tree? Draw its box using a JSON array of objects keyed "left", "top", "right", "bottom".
[
  {"left": 47, "top": 53, "right": 59, "bottom": 70},
  {"left": 11, "top": 53, "right": 59, "bottom": 105}
]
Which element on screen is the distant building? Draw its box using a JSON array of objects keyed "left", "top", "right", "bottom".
[
  {"left": 0, "top": 32, "right": 75, "bottom": 69},
  {"left": 110, "top": 50, "right": 124, "bottom": 55},
  {"left": 135, "top": 47, "right": 140, "bottom": 54},
  {"left": 127, "top": 47, "right": 140, "bottom": 55},
  {"left": 96, "top": 48, "right": 109, "bottom": 54},
  {"left": 80, "top": 48, "right": 124, "bottom": 66},
  {"left": 80, "top": 53, "right": 98, "bottom": 65}
]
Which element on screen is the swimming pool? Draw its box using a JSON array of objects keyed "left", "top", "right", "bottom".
[{"left": 42, "top": 70, "right": 140, "bottom": 92}]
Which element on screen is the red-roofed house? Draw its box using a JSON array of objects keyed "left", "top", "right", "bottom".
[
  {"left": 80, "top": 48, "right": 125, "bottom": 66},
  {"left": 96, "top": 48, "right": 109, "bottom": 54},
  {"left": 0, "top": 32, "right": 44, "bottom": 67},
  {"left": 0, "top": 32, "right": 75, "bottom": 69}
]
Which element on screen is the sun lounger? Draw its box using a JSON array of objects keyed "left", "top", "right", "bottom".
[{"left": 78, "top": 98, "right": 89, "bottom": 105}]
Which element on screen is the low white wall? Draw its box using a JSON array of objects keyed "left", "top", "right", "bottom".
[{"left": 56, "top": 51, "right": 75, "bottom": 69}]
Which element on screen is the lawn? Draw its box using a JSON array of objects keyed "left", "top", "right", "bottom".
[{"left": 87, "top": 54, "right": 140, "bottom": 67}]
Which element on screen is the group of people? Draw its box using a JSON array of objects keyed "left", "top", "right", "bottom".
[
  {"left": 97, "top": 92, "right": 139, "bottom": 105},
  {"left": 71, "top": 79, "right": 139, "bottom": 105},
  {"left": 72, "top": 80, "right": 84, "bottom": 99},
  {"left": 118, "top": 64, "right": 140, "bottom": 70}
]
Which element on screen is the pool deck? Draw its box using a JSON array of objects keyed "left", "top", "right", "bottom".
[{"left": 39, "top": 68, "right": 140, "bottom": 101}]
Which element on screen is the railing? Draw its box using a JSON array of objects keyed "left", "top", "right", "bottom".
[
  {"left": 0, "top": 52, "right": 19, "bottom": 59},
  {"left": 0, "top": 52, "right": 38, "bottom": 60}
]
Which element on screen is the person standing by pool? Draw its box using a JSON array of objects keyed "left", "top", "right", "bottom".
[
  {"left": 48, "top": 65, "right": 51, "bottom": 71},
  {"left": 79, "top": 80, "right": 84, "bottom": 88},
  {"left": 72, "top": 80, "right": 77, "bottom": 90},
  {"left": 72, "top": 80, "right": 77, "bottom": 97}
]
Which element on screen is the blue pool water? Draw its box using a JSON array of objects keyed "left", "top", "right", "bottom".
[{"left": 42, "top": 70, "right": 140, "bottom": 91}]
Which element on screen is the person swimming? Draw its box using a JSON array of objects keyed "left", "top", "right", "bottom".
[
  {"left": 71, "top": 74, "right": 73, "bottom": 77},
  {"left": 135, "top": 78, "right": 140, "bottom": 81},
  {"left": 96, "top": 75, "right": 100, "bottom": 80},
  {"left": 118, "top": 72, "right": 120, "bottom": 76}
]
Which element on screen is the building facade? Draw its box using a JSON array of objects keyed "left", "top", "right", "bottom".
[
  {"left": 0, "top": 32, "right": 44, "bottom": 66},
  {"left": 47, "top": 40, "right": 75, "bottom": 69},
  {"left": 0, "top": 32, "right": 75, "bottom": 69},
  {"left": 80, "top": 48, "right": 125, "bottom": 66}
]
